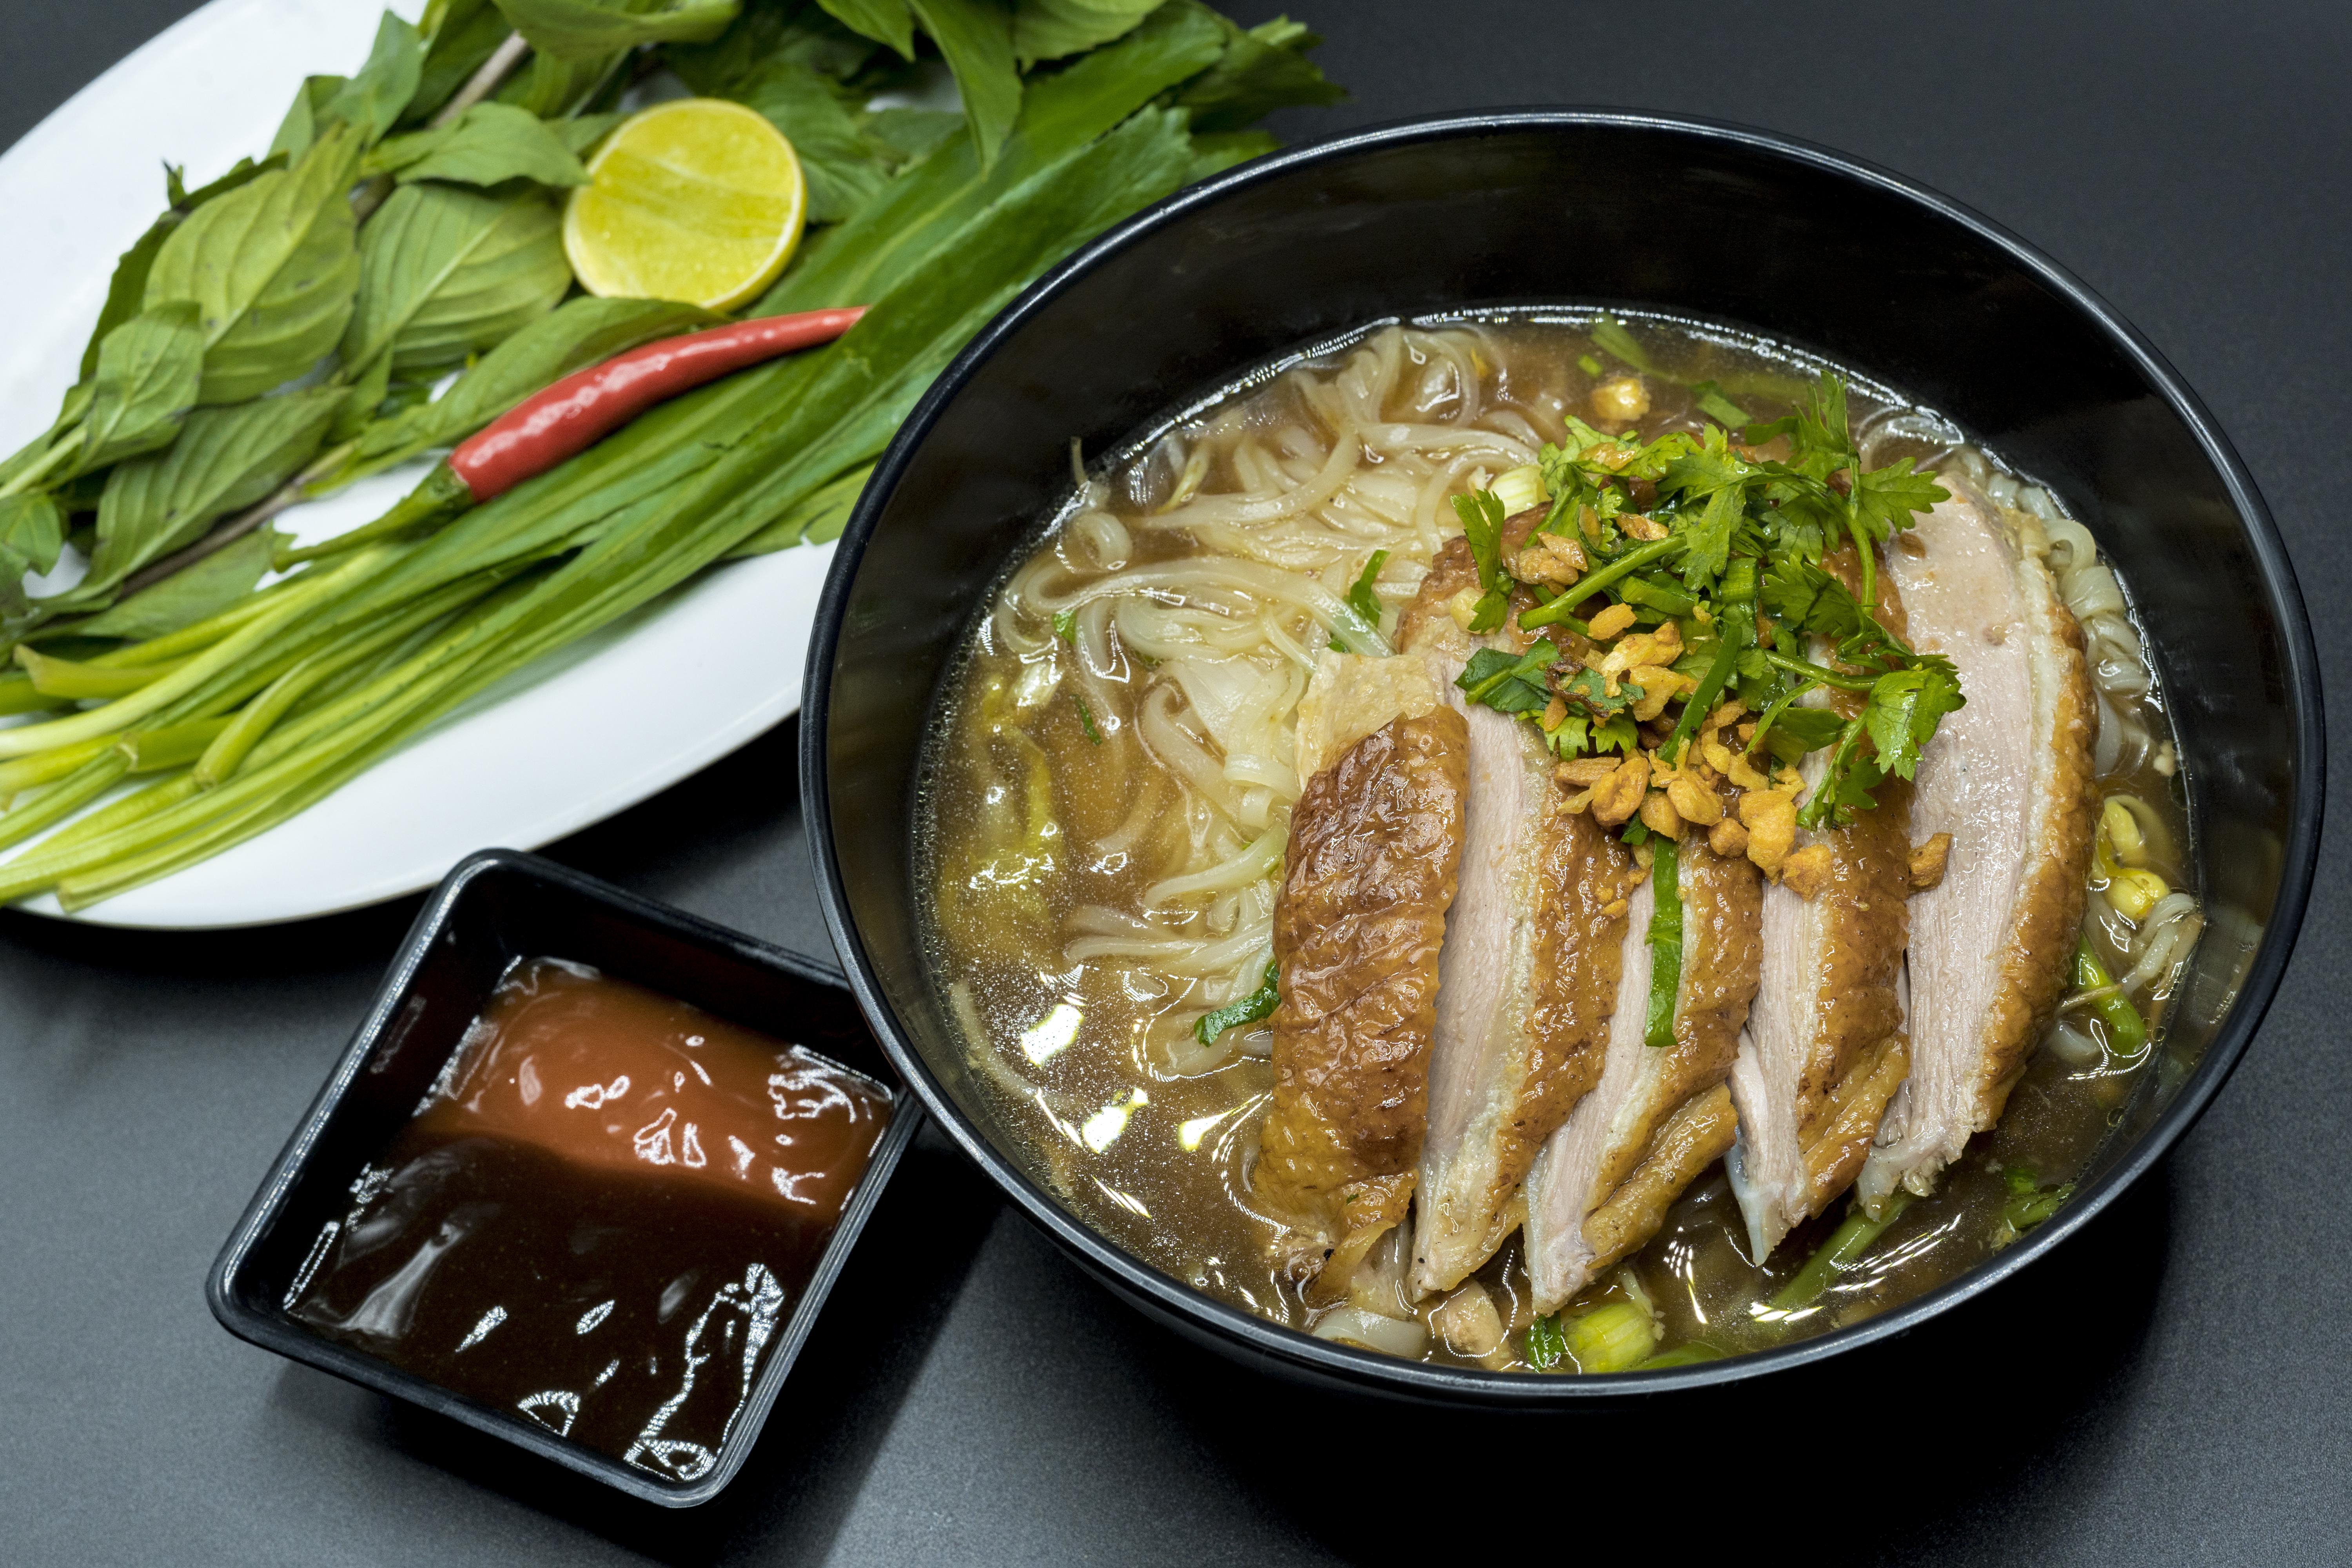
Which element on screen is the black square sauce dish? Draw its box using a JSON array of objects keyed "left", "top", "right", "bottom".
[{"left": 207, "top": 849, "right": 918, "bottom": 1507}]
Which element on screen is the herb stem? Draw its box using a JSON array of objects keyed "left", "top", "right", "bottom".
[
  {"left": 1769, "top": 1189, "right": 1916, "bottom": 1313},
  {"left": 1760, "top": 648, "right": 1874, "bottom": 692},
  {"left": 0, "top": 430, "right": 82, "bottom": 499},
  {"left": 433, "top": 31, "right": 533, "bottom": 130},
  {"left": 1519, "top": 536, "right": 1686, "bottom": 629},
  {"left": 118, "top": 440, "right": 360, "bottom": 597}
]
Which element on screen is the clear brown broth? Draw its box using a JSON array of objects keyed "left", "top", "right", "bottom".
[{"left": 919, "top": 315, "right": 2193, "bottom": 1371}]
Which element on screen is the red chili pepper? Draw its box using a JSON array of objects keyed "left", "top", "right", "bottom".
[{"left": 448, "top": 306, "right": 868, "bottom": 501}]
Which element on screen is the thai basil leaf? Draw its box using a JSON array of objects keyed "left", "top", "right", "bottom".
[
  {"left": 350, "top": 295, "right": 717, "bottom": 468},
  {"left": 0, "top": 492, "right": 66, "bottom": 580},
  {"left": 406, "top": 0, "right": 513, "bottom": 126},
  {"left": 0, "top": 496, "right": 64, "bottom": 621},
  {"left": 1011, "top": 0, "right": 1158, "bottom": 66},
  {"left": 69, "top": 528, "right": 282, "bottom": 641},
  {"left": 87, "top": 387, "right": 343, "bottom": 593},
  {"left": 341, "top": 182, "right": 570, "bottom": 379},
  {"left": 270, "top": 75, "right": 348, "bottom": 161},
  {"left": 370, "top": 102, "right": 591, "bottom": 188},
  {"left": 491, "top": 0, "right": 740, "bottom": 61},
  {"left": 73, "top": 157, "right": 283, "bottom": 388},
  {"left": 74, "top": 303, "right": 205, "bottom": 474},
  {"left": 143, "top": 125, "right": 364, "bottom": 405},
  {"left": 321, "top": 12, "right": 427, "bottom": 144}
]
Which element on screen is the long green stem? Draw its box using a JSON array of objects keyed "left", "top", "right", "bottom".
[
  {"left": 1518, "top": 536, "right": 1688, "bottom": 630},
  {"left": 0, "top": 430, "right": 81, "bottom": 499},
  {"left": 0, "top": 548, "right": 389, "bottom": 758},
  {"left": 1769, "top": 1190, "right": 1917, "bottom": 1313},
  {"left": 1760, "top": 648, "right": 1874, "bottom": 692}
]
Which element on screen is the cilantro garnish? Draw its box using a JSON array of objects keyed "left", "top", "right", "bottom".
[{"left": 1443, "top": 368, "right": 1962, "bottom": 825}]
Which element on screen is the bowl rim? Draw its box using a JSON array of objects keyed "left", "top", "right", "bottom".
[{"left": 800, "top": 107, "right": 2325, "bottom": 1401}]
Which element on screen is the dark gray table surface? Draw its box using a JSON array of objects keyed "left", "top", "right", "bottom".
[{"left": 2, "top": 2, "right": 2345, "bottom": 1563}]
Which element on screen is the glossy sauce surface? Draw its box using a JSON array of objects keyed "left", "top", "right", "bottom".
[{"left": 289, "top": 960, "right": 892, "bottom": 1479}]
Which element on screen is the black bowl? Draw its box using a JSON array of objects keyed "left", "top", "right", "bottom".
[{"left": 800, "top": 111, "right": 2323, "bottom": 1403}]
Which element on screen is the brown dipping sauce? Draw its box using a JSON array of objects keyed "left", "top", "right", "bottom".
[{"left": 287, "top": 958, "right": 892, "bottom": 1480}]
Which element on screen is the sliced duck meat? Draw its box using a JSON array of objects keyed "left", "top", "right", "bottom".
[
  {"left": 1412, "top": 756, "right": 1633, "bottom": 1297},
  {"left": 1395, "top": 541, "right": 1634, "bottom": 1298},
  {"left": 1857, "top": 487, "right": 2099, "bottom": 1210},
  {"left": 1253, "top": 650, "right": 1467, "bottom": 1297},
  {"left": 1726, "top": 547, "right": 1918, "bottom": 1262},
  {"left": 1524, "top": 834, "right": 1763, "bottom": 1312}
]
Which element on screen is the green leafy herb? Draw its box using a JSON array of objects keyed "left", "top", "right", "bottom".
[
  {"left": 369, "top": 101, "right": 592, "bottom": 189},
  {"left": 1194, "top": 959, "right": 1277, "bottom": 1045},
  {"left": 0, "top": 495, "right": 66, "bottom": 618},
  {"left": 1052, "top": 607, "right": 1077, "bottom": 643},
  {"left": 69, "top": 530, "right": 281, "bottom": 641},
  {"left": 492, "top": 0, "right": 742, "bottom": 61},
  {"left": 1449, "top": 488, "right": 1510, "bottom": 632},
  {"left": 1072, "top": 690, "right": 1103, "bottom": 742},
  {"left": 1455, "top": 641, "right": 1559, "bottom": 715},
  {"left": 1525, "top": 1313, "right": 1568, "bottom": 1371},
  {"left": 320, "top": 12, "right": 426, "bottom": 145},
  {"left": 1013, "top": 0, "right": 1161, "bottom": 65},
  {"left": 84, "top": 387, "right": 345, "bottom": 597},
  {"left": 341, "top": 182, "right": 570, "bottom": 380},
  {"left": 73, "top": 303, "right": 205, "bottom": 474},
  {"left": 1168, "top": 10, "right": 1343, "bottom": 132},
  {"left": 142, "top": 124, "right": 364, "bottom": 405}
]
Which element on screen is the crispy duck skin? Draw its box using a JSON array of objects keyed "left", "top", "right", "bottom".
[
  {"left": 1401, "top": 541, "right": 1633, "bottom": 1297},
  {"left": 1858, "top": 487, "right": 2099, "bottom": 1210},
  {"left": 1254, "top": 650, "right": 1467, "bottom": 1296},
  {"left": 1726, "top": 548, "right": 1916, "bottom": 1262},
  {"left": 1524, "top": 835, "right": 1762, "bottom": 1311}
]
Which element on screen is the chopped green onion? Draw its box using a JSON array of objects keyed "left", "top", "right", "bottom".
[
  {"left": 2073, "top": 937, "right": 2149, "bottom": 1057},
  {"left": 1643, "top": 838, "right": 1683, "bottom": 1049},
  {"left": 1194, "top": 960, "right": 1278, "bottom": 1047},
  {"left": 1769, "top": 1190, "right": 1916, "bottom": 1313}
]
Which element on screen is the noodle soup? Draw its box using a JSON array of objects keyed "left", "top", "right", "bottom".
[{"left": 919, "top": 314, "right": 2198, "bottom": 1371}]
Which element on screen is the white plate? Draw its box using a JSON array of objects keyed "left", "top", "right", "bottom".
[{"left": 0, "top": 0, "right": 835, "bottom": 928}]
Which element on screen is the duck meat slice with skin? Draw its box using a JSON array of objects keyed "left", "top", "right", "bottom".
[
  {"left": 1252, "top": 644, "right": 1468, "bottom": 1300},
  {"left": 1524, "top": 833, "right": 1763, "bottom": 1313},
  {"left": 1857, "top": 485, "right": 2098, "bottom": 1212},
  {"left": 1726, "top": 549, "right": 1916, "bottom": 1263},
  {"left": 1403, "top": 539, "right": 1635, "bottom": 1299}
]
